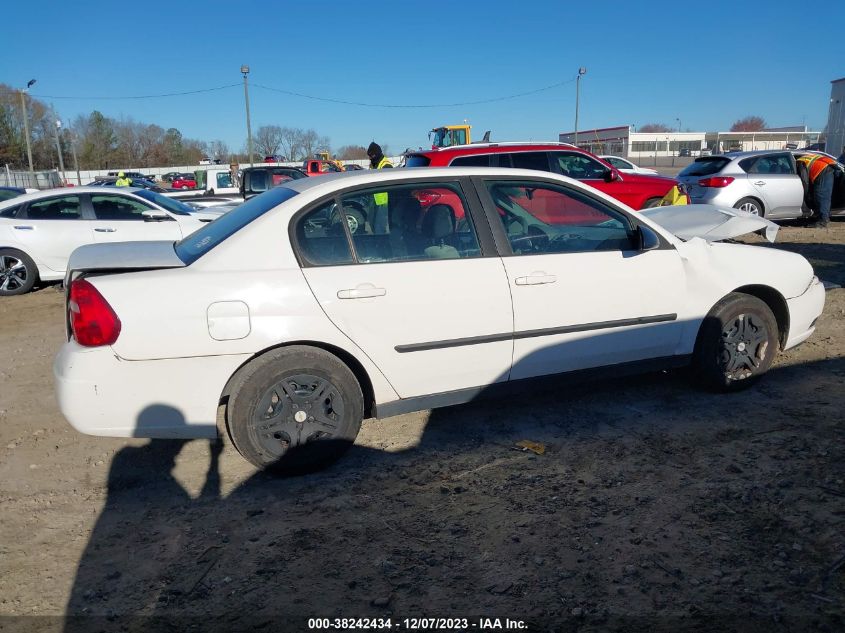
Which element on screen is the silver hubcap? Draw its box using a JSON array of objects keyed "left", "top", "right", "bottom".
[
  {"left": 738, "top": 202, "right": 760, "bottom": 216},
  {"left": 720, "top": 313, "right": 769, "bottom": 381},
  {"left": 0, "top": 255, "right": 28, "bottom": 292}
]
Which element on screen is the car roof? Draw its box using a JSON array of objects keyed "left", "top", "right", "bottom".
[
  {"left": 409, "top": 141, "right": 578, "bottom": 155},
  {"left": 279, "top": 165, "right": 589, "bottom": 195},
  {"left": 0, "top": 186, "right": 150, "bottom": 209},
  {"left": 720, "top": 149, "right": 795, "bottom": 159}
]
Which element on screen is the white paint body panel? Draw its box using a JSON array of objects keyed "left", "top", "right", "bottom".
[{"left": 52, "top": 167, "right": 825, "bottom": 440}]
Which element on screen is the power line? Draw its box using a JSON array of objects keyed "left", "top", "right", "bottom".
[
  {"left": 0, "top": 78, "right": 576, "bottom": 106},
  {"left": 251, "top": 78, "right": 577, "bottom": 108},
  {"left": 0, "top": 84, "right": 241, "bottom": 100}
]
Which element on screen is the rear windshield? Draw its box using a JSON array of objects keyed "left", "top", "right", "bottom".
[
  {"left": 679, "top": 157, "right": 730, "bottom": 177},
  {"left": 175, "top": 186, "right": 299, "bottom": 264},
  {"left": 405, "top": 155, "right": 431, "bottom": 168}
]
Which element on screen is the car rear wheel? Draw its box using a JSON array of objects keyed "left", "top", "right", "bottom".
[
  {"left": 180, "top": 185, "right": 189, "bottom": 190},
  {"left": 0, "top": 249, "right": 37, "bottom": 296},
  {"left": 734, "top": 197, "right": 763, "bottom": 217},
  {"left": 693, "top": 292, "right": 778, "bottom": 391},
  {"left": 226, "top": 346, "right": 363, "bottom": 473}
]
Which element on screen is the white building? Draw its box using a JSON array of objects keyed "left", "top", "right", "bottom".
[{"left": 559, "top": 125, "right": 819, "bottom": 159}]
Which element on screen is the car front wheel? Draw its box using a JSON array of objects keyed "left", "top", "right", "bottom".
[
  {"left": 693, "top": 292, "right": 778, "bottom": 391},
  {"left": 734, "top": 197, "right": 763, "bottom": 217},
  {"left": 0, "top": 249, "right": 38, "bottom": 296},
  {"left": 226, "top": 346, "right": 363, "bottom": 473}
]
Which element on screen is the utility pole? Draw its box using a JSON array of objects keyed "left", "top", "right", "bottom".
[
  {"left": 19, "top": 79, "right": 36, "bottom": 177},
  {"left": 52, "top": 106, "right": 66, "bottom": 184},
  {"left": 241, "top": 65, "right": 254, "bottom": 167},
  {"left": 574, "top": 67, "right": 587, "bottom": 146},
  {"left": 69, "top": 131, "right": 80, "bottom": 186}
]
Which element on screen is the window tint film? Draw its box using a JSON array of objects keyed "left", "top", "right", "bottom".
[
  {"left": 745, "top": 154, "right": 793, "bottom": 175},
  {"left": 91, "top": 194, "right": 154, "bottom": 220},
  {"left": 334, "top": 182, "right": 481, "bottom": 263},
  {"left": 484, "top": 180, "right": 635, "bottom": 255},
  {"left": 679, "top": 157, "right": 730, "bottom": 177},
  {"left": 25, "top": 195, "right": 81, "bottom": 220},
  {"left": 450, "top": 154, "right": 491, "bottom": 167},
  {"left": 551, "top": 152, "right": 609, "bottom": 179},
  {"left": 295, "top": 200, "right": 355, "bottom": 266},
  {"left": 510, "top": 152, "right": 550, "bottom": 172}
]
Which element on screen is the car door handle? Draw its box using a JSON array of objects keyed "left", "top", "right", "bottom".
[
  {"left": 337, "top": 286, "right": 386, "bottom": 299},
  {"left": 514, "top": 274, "right": 557, "bottom": 286},
  {"left": 753, "top": 181, "right": 766, "bottom": 186},
  {"left": 94, "top": 227, "right": 117, "bottom": 233},
  {"left": 12, "top": 225, "right": 34, "bottom": 230}
]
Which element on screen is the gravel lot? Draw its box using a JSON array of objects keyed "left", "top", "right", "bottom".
[{"left": 0, "top": 222, "right": 843, "bottom": 632}]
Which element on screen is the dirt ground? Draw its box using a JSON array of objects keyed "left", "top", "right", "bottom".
[{"left": 0, "top": 223, "right": 843, "bottom": 632}]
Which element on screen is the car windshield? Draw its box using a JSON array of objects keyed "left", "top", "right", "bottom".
[
  {"left": 679, "top": 157, "right": 730, "bottom": 177},
  {"left": 175, "top": 186, "right": 299, "bottom": 264},
  {"left": 133, "top": 189, "right": 194, "bottom": 215}
]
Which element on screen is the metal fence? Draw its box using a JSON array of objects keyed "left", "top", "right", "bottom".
[{"left": 1, "top": 167, "right": 63, "bottom": 189}]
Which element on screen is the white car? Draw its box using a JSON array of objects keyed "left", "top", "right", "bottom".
[
  {"left": 600, "top": 156, "right": 659, "bottom": 175},
  {"left": 54, "top": 168, "right": 825, "bottom": 473},
  {"left": 0, "top": 187, "right": 214, "bottom": 295}
]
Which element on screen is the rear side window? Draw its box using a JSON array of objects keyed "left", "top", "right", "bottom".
[
  {"left": 450, "top": 154, "right": 491, "bottom": 167},
  {"left": 679, "top": 157, "right": 730, "bottom": 177},
  {"left": 740, "top": 154, "right": 794, "bottom": 175},
  {"left": 175, "top": 186, "right": 299, "bottom": 264},
  {"left": 510, "top": 152, "right": 550, "bottom": 172},
  {"left": 405, "top": 155, "right": 431, "bottom": 168},
  {"left": 25, "top": 195, "right": 82, "bottom": 220}
]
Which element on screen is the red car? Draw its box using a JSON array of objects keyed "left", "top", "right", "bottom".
[
  {"left": 405, "top": 142, "right": 686, "bottom": 210},
  {"left": 171, "top": 174, "right": 197, "bottom": 190}
]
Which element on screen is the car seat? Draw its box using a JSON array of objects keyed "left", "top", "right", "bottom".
[
  {"left": 389, "top": 197, "right": 424, "bottom": 259},
  {"left": 421, "top": 204, "right": 460, "bottom": 259}
]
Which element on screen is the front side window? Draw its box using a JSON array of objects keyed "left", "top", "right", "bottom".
[
  {"left": 550, "top": 152, "right": 609, "bottom": 179},
  {"left": 216, "top": 172, "right": 233, "bottom": 188},
  {"left": 25, "top": 195, "right": 81, "bottom": 220},
  {"left": 484, "top": 180, "right": 635, "bottom": 255},
  {"left": 91, "top": 194, "right": 154, "bottom": 221},
  {"left": 295, "top": 200, "right": 355, "bottom": 266},
  {"left": 605, "top": 157, "right": 631, "bottom": 169}
]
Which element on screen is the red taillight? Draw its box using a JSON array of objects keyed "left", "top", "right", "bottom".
[
  {"left": 68, "top": 279, "right": 121, "bottom": 347},
  {"left": 697, "top": 176, "right": 735, "bottom": 188},
  {"left": 413, "top": 190, "right": 441, "bottom": 206}
]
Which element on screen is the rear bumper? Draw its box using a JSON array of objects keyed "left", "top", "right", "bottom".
[
  {"left": 784, "top": 276, "right": 826, "bottom": 350},
  {"left": 53, "top": 341, "right": 250, "bottom": 439}
]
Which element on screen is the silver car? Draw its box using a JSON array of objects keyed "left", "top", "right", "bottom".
[{"left": 678, "top": 150, "right": 844, "bottom": 220}]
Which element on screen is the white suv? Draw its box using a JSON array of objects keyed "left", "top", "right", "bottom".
[{"left": 54, "top": 168, "right": 825, "bottom": 472}]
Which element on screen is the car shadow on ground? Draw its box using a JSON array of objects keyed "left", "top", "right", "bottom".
[{"left": 63, "top": 350, "right": 845, "bottom": 632}]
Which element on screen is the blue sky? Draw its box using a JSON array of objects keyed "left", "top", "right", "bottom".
[{"left": 2, "top": 0, "right": 843, "bottom": 154}]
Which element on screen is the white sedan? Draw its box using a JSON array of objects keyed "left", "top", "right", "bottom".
[
  {"left": 54, "top": 167, "right": 825, "bottom": 472},
  {"left": 600, "top": 155, "right": 660, "bottom": 175},
  {"left": 0, "top": 187, "right": 217, "bottom": 295}
]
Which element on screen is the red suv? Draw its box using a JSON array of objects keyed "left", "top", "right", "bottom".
[{"left": 405, "top": 143, "right": 685, "bottom": 210}]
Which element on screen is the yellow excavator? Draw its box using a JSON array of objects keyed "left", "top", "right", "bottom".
[{"left": 429, "top": 124, "right": 490, "bottom": 149}]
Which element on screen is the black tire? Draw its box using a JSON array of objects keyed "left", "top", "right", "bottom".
[
  {"left": 226, "top": 346, "right": 363, "bottom": 473},
  {"left": 734, "top": 197, "right": 764, "bottom": 217},
  {"left": 693, "top": 292, "right": 779, "bottom": 392},
  {"left": 642, "top": 197, "right": 662, "bottom": 209},
  {"left": 0, "top": 248, "right": 38, "bottom": 296}
]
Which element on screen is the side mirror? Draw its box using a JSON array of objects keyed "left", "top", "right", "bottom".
[
  {"left": 638, "top": 225, "right": 661, "bottom": 251},
  {"left": 141, "top": 210, "right": 170, "bottom": 222},
  {"left": 604, "top": 168, "right": 621, "bottom": 183}
]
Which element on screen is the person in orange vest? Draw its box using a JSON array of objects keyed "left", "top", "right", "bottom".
[{"left": 795, "top": 153, "right": 838, "bottom": 228}]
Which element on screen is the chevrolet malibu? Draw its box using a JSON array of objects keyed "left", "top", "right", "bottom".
[{"left": 54, "top": 168, "right": 825, "bottom": 472}]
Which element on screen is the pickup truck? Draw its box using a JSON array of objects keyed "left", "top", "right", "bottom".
[
  {"left": 302, "top": 159, "right": 344, "bottom": 176},
  {"left": 195, "top": 168, "right": 240, "bottom": 196}
]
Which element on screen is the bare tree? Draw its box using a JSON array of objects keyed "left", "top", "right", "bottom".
[
  {"left": 254, "top": 125, "right": 283, "bottom": 157},
  {"left": 299, "top": 128, "right": 320, "bottom": 159},
  {"left": 730, "top": 116, "right": 767, "bottom": 132},
  {"left": 279, "top": 127, "right": 301, "bottom": 161},
  {"left": 638, "top": 123, "right": 673, "bottom": 133},
  {"left": 208, "top": 139, "right": 230, "bottom": 161},
  {"left": 336, "top": 145, "right": 369, "bottom": 160}
]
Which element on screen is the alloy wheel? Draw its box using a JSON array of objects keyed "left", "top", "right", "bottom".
[{"left": 0, "top": 255, "right": 28, "bottom": 292}]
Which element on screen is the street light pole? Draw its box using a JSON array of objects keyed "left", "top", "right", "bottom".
[
  {"left": 241, "top": 65, "right": 254, "bottom": 167},
  {"left": 676, "top": 117, "right": 681, "bottom": 132},
  {"left": 19, "top": 79, "right": 36, "bottom": 177},
  {"left": 574, "top": 67, "right": 587, "bottom": 146},
  {"left": 52, "top": 106, "right": 66, "bottom": 185}
]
